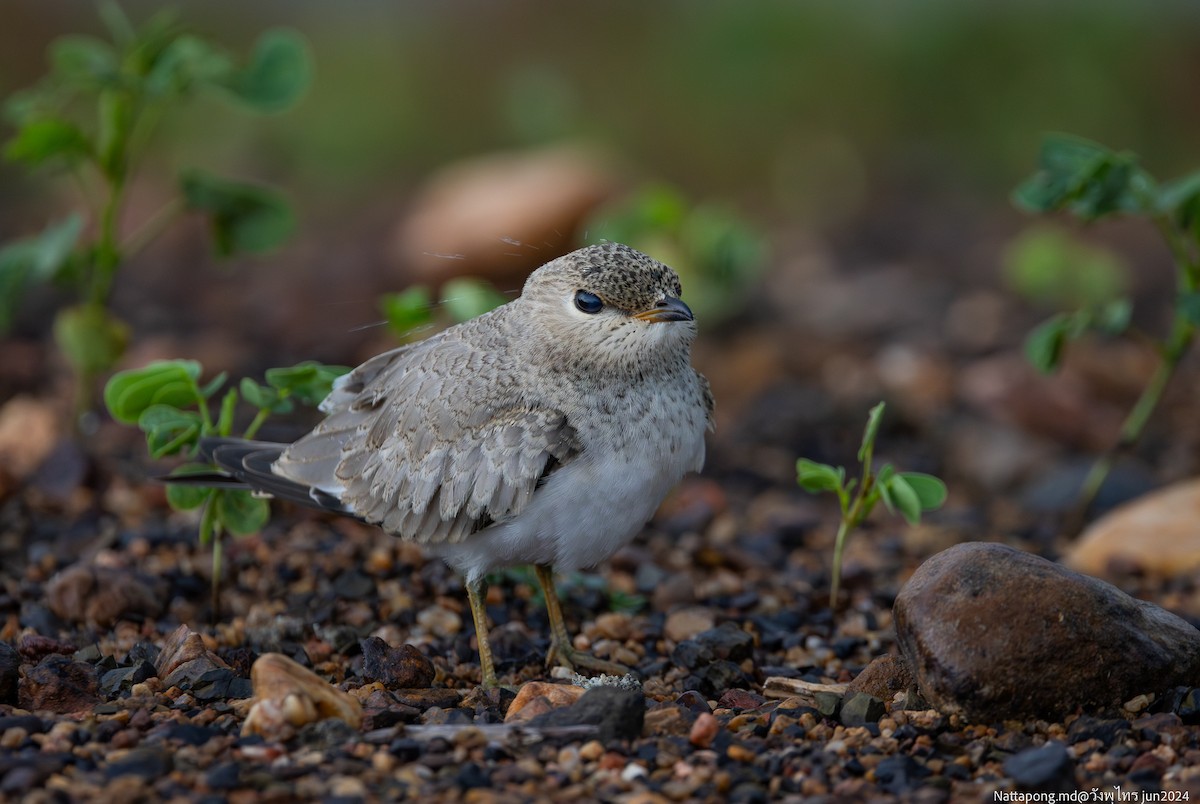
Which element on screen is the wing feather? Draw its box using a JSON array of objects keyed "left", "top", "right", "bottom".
[{"left": 272, "top": 314, "right": 582, "bottom": 544}]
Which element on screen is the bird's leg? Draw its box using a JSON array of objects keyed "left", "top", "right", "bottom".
[
  {"left": 534, "top": 564, "right": 634, "bottom": 677},
  {"left": 466, "top": 577, "right": 499, "bottom": 688}
]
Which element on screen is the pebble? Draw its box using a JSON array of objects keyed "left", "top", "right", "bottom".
[
  {"left": 0, "top": 641, "right": 18, "bottom": 705},
  {"left": 895, "top": 542, "right": 1200, "bottom": 721},
  {"left": 1004, "top": 741, "right": 1074, "bottom": 791},
  {"left": 688, "top": 713, "right": 720, "bottom": 748},
  {"left": 45, "top": 564, "right": 166, "bottom": 627},
  {"left": 664, "top": 607, "right": 716, "bottom": 643},
  {"left": 1067, "top": 478, "right": 1200, "bottom": 576},
  {"left": 529, "top": 686, "right": 644, "bottom": 742},
  {"left": 241, "top": 652, "right": 363, "bottom": 739},
  {"left": 359, "top": 636, "right": 435, "bottom": 688},
  {"left": 20, "top": 654, "right": 100, "bottom": 713},
  {"left": 416, "top": 605, "right": 462, "bottom": 637}
]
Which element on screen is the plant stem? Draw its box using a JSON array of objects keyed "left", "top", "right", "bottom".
[
  {"left": 830, "top": 519, "right": 851, "bottom": 607},
  {"left": 242, "top": 408, "right": 272, "bottom": 440},
  {"left": 121, "top": 196, "right": 184, "bottom": 259},
  {"left": 210, "top": 532, "right": 223, "bottom": 625},
  {"left": 831, "top": 475, "right": 873, "bottom": 609}
]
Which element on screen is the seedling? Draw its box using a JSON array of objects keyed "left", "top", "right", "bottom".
[
  {"left": 797, "top": 403, "right": 947, "bottom": 608},
  {"left": 1, "top": 2, "right": 311, "bottom": 418},
  {"left": 1013, "top": 133, "right": 1200, "bottom": 515},
  {"left": 104, "top": 359, "right": 346, "bottom": 613}
]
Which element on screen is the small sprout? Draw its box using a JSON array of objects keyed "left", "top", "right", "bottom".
[
  {"left": 1013, "top": 133, "right": 1200, "bottom": 517},
  {"left": 104, "top": 358, "right": 347, "bottom": 614},
  {"left": 797, "top": 402, "right": 947, "bottom": 608},
  {"left": 380, "top": 278, "right": 508, "bottom": 341},
  {"left": 1, "top": 3, "right": 312, "bottom": 417}
]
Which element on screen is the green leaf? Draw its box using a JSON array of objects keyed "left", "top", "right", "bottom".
[
  {"left": 240, "top": 377, "right": 291, "bottom": 413},
  {"left": 180, "top": 169, "right": 296, "bottom": 255},
  {"left": 1093, "top": 298, "right": 1132, "bottom": 335},
  {"left": 138, "top": 404, "right": 202, "bottom": 458},
  {"left": 145, "top": 34, "right": 234, "bottom": 98},
  {"left": 1157, "top": 171, "right": 1200, "bottom": 240},
  {"left": 98, "top": 0, "right": 136, "bottom": 48},
  {"left": 896, "top": 472, "right": 948, "bottom": 511},
  {"left": 216, "top": 388, "right": 238, "bottom": 436},
  {"left": 380, "top": 286, "right": 434, "bottom": 337},
  {"left": 198, "top": 371, "right": 228, "bottom": 399},
  {"left": 214, "top": 489, "right": 270, "bottom": 536},
  {"left": 0, "top": 215, "right": 84, "bottom": 332},
  {"left": 4, "top": 119, "right": 92, "bottom": 167},
  {"left": 1013, "top": 134, "right": 1150, "bottom": 221},
  {"left": 796, "top": 458, "right": 844, "bottom": 495},
  {"left": 49, "top": 35, "right": 120, "bottom": 88},
  {"left": 858, "top": 402, "right": 885, "bottom": 463},
  {"left": 53, "top": 305, "right": 129, "bottom": 375},
  {"left": 1025, "top": 313, "right": 1072, "bottom": 374},
  {"left": 441, "top": 278, "right": 507, "bottom": 323},
  {"left": 166, "top": 475, "right": 215, "bottom": 512},
  {"left": 219, "top": 29, "right": 312, "bottom": 112},
  {"left": 881, "top": 473, "right": 922, "bottom": 525},
  {"left": 104, "top": 359, "right": 202, "bottom": 424},
  {"left": 263, "top": 362, "right": 348, "bottom": 406},
  {"left": 1179, "top": 292, "right": 1200, "bottom": 327}
]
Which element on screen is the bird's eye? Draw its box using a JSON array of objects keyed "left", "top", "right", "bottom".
[{"left": 574, "top": 290, "right": 603, "bottom": 314}]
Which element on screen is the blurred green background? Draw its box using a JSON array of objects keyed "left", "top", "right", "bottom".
[
  {"left": 2, "top": 0, "right": 1200, "bottom": 370},
  {"left": 5, "top": 1, "right": 1199, "bottom": 217}
]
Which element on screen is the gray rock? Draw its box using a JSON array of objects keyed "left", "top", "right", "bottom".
[
  {"left": 840, "top": 691, "right": 885, "bottom": 726},
  {"left": 895, "top": 542, "right": 1200, "bottom": 722},
  {"left": 530, "top": 686, "right": 644, "bottom": 742},
  {"left": 1004, "top": 741, "right": 1074, "bottom": 792}
]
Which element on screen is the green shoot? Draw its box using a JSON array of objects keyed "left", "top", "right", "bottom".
[
  {"left": 797, "top": 402, "right": 947, "bottom": 609},
  {"left": 1, "top": 3, "right": 311, "bottom": 420},
  {"left": 104, "top": 359, "right": 346, "bottom": 614},
  {"left": 1013, "top": 133, "right": 1200, "bottom": 517}
]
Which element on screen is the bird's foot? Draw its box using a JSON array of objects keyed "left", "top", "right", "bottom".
[{"left": 546, "top": 640, "right": 635, "bottom": 678}]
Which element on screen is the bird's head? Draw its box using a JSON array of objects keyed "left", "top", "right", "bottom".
[{"left": 520, "top": 243, "right": 698, "bottom": 370}]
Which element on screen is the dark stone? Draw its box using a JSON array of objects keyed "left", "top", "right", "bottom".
[
  {"left": 19, "top": 634, "right": 75, "bottom": 662},
  {"left": 71, "top": 643, "right": 102, "bottom": 663},
  {"left": 815, "top": 692, "right": 842, "bottom": 719},
  {"left": 689, "top": 660, "right": 752, "bottom": 698},
  {"left": 126, "top": 642, "right": 161, "bottom": 666},
  {"left": 671, "top": 640, "right": 710, "bottom": 670},
  {"left": 389, "top": 737, "right": 422, "bottom": 761},
  {"left": 873, "top": 754, "right": 930, "bottom": 795},
  {"left": 100, "top": 661, "right": 156, "bottom": 696},
  {"left": 158, "top": 722, "right": 221, "bottom": 746},
  {"left": 19, "top": 654, "right": 99, "bottom": 713},
  {"left": 675, "top": 690, "right": 712, "bottom": 716},
  {"left": 894, "top": 542, "right": 1200, "bottom": 722},
  {"left": 220, "top": 647, "right": 257, "bottom": 678},
  {"left": 297, "top": 717, "right": 358, "bottom": 748},
  {"left": 0, "top": 642, "right": 18, "bottom": 705},
  {"left": 191, "top": 668, "right": 253, "bottom": 701},
  {"left": 693, "top": 622, "right": 755, "bottom": 664},
  {"left": 360, "top": 637, "right": 435, "bottom": 688},
  {"left": 456, "top": 761, "right": 490, "bottom": 790},
  {"left": 0, "top": 715, "right": 46, "bottom": 734},
  {"left": 333, "top": 570, "right": 375, "bottom": 599},
  {"left": 1176, "top": 688, "right": 1200, "bottom": 724},
  {"left": 205, "top": 761, "right": 241, "bottom": 790},
  {"left": 1004, "top": 741, "right": 1074, "bottom": 792},
  {"left": 840, "top": 692, "right": 886, "bottom": 726},
  {"left": 530, "top": 686, "right": 644, "bottom": 743},
  {"left": 1067, "top": 716, "right": 1129, "bottom": 746},
  {"left": 105, "top": 746, "right": 172, "bottom": 780}
]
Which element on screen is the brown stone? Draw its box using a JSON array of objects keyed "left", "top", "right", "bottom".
[
  {"left": 1066, "top": 479, "right": 1200, "bottom": 577},
  {"left": 846, "top": 655, "right": 915, "bottom": 702},
  {"left": 505, "top": 681, "right": 585, "bottom": 723},
  {"left": 895, "top": 542, "right": 1200, "bottom": 722},
  {"left": 19, "top": 655, "right": 99, "bottom": 713},
  {"left": 395, "top": 145, "right": 618, "bottom": 288},
  {"left": 242, "top": 652, "right": 363, "bottom": 739},
  {"left": 359, "top": 637, "right": 435, "bottom": 689},
  {"left": 156, "top": 624, "right": 230, "bottom": 688},
  {"left": 46, "top": 564, "right": 166, "bottom": 627},
  {"left": 664, "top": 607, "right": 716, "bottom": 644}
]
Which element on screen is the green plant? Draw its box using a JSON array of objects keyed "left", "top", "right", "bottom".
[
  {"left": 380, "top": 277, "right": 508, "bottom": 341},
  {"left": 583, "top": 184, "right": 767, "bottom": 324},
  {"left": 797, "top": 402, "right": 947, "bottom": 608},
  {"left": 104, "top": 359, "right": 346, "bottom": 612},
  {"left": 1, "top": 2, "right": 312, "bottom": 417},
  {"left": 1013, "top": 133, "right": 1200, "bottom": 513}
]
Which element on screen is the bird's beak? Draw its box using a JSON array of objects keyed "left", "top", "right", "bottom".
[{"left": 632, "top": 296, "right": 694, "bottom": 323}]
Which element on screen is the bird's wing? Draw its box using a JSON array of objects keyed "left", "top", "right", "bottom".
[{"left": 273, "top": 327, "right": 582, "bottom": 544}]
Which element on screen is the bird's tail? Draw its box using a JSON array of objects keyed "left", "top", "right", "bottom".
[{"left": 161, "top": 437, "right": 355, "bottom": 517}]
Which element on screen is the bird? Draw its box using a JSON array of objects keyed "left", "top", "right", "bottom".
[{"left": 198, "top": 242, "right": 714, "bottom": 687}]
